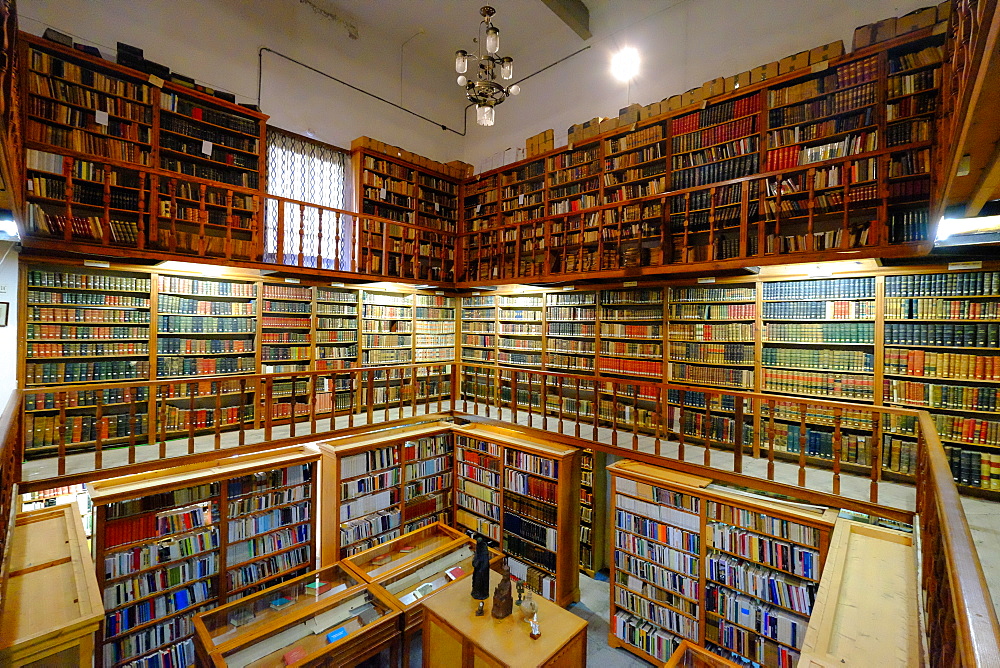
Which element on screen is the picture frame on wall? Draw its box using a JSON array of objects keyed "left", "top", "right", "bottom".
[{"left": 0, "top": 302, "right": 8, "bottom": 327}]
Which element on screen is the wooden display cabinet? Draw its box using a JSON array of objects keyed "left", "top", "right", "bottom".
[
  {"left": 0, "top": 504, "right": 103, "bottom": 667},
  {"left": 192, "top": 564, "right": 400, "bottom": 667},
  {"left": 342, "top": 521, "right": 503, "bottom": 665}
]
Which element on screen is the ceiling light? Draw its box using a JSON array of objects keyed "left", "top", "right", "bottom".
[
  {"left": 611, "top": 47, "right": 640, "bottom": 82},
  {"left": 454, "top": 6, "right": 519, "bottom": 126}
]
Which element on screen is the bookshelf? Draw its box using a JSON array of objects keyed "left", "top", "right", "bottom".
[
  {"left": 578, "top": 448, "right": 607, "bottom": 576},
  {"left": 260, "top": 283, "right": 313, "bottom": 375},
  {"left": 318, "top": 423, "right": 455, "bottom": 562},
  {"left": 149, "top": 173, "right": 257, "bottom": 261},
  {"left": 23, "top": 265, "right": 152, "bottom": 456},
  {"left": 315, "top": 287, "right": 360, "bottom": 372},
  {"left": 155, "top": 275, "right": 257, "bottom": 435},
  {"left": 460, "top": 294, "right": 496, "bottom": 365},
  {"left": 495, "top": 294, "right": 544, "bottom": 370},
  {"left": 545, "top": 290, "right": 597, "bottom": 375},
  {"left": 600, "top": 287, "right": 664, "bottom": 381},
  {"left": 414, "top": 294, "right": 456, "bottom": 365},
  {"left": 456, "top": 28, "right": 946, "bottom": 285},
  {"left": 453, "top": 424, "right": 580, "bottom": 607},
  {"left": 667, "top": 284, "right": 756, "bottom": 391},
  {"left": 607, "top": 459, "right": 836, "bottom": 667},
  {"left": 361, "top": 289, "right": 413, "bottom": 367},
  {"left": 87, "top": 446, "right": 320, "bottom": 668},
  {"left": 355, "top": 148, "right": 460, "bottom": 282}
]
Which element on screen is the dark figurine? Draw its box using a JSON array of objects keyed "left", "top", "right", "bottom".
[
  {"left": 515, "top": 581, "right": 524, "bottom": 606},
  {"left": 471, "top": 535, "right": 490, "bottom": 615},
  {"left": 491, "top": 563, "right": 514, "bottom": 619}
]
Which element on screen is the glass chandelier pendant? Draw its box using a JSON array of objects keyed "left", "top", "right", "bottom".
[
  {"left": 454, "top": 6, "right": 517, "bottom": 128},
  {"left": 477, "top": 104, "right": 495, "bottom": 127}
]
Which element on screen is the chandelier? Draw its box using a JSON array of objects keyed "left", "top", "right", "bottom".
[{"left": 455, "top": 6, "right": 520, "bottom": 126}]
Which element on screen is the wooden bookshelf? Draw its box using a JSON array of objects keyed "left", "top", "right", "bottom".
[
  {"left": 87, "top": 445, "right": 319, "bottom": 668},
  {"left": 318, "top": 422, "right": 456, "bottom": 563},
  {"left": 453, "top": 423, "right": 580, "bottom": 607},
  {"left": 606, "top": 459, "right": 837, "bottom": 667},
  {"left": 578, "top": 448, "right": 607, "bottom": 576},
  {"left": 19, "top": 32, "right": 268, "bottom": 262},
  {"left": 456, "top": 28, "right": 946, "bottom": 285}
]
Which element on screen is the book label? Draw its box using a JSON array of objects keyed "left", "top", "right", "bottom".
[
  {"left": 95, "top": 110, "right": 109, "bottom": 126},
  {"left": 697, "top": 277, "right": 717, "bottom": 284},
  {"left": 326, "top": 627, "right": 349, "bottom": 643},
  {"left": 148, "top": 74, "right": 164, "bottom": 87},
  {"left": 284, "top": 277, "right": 301, "bottom": 284},
  {"left": 84, "top": 260, "right": 110, "bottom": 268},
  {"left": 624, "top": 281, "right": 638, "bottom": 287},
  {"left": 201, "top": 140, "right": 213, "bottom": 156},
  {"left": 949, "top": 261, "right": 983, "bottom": 271}
]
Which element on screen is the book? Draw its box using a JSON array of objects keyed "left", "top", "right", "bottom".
[
  {"left": 270, "top": 597, "right": 295, "bottom": 610},
  {"left": 283, "top": 647, "right": 307, "bottom": 665},
  {"left": 445, "top": 566, "right": 465, "bottom": 581}
]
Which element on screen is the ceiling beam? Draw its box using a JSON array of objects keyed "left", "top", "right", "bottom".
[{"left": 539, "top": 0, "right": 591, "bottom": 40}]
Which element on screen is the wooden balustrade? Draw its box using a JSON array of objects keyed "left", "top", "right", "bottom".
[
  {"left": 20, "top": 362, "right": 454, "bottom": 482},
  {"left": 0, "top": 388, "right": 22, "bottom": 612}
]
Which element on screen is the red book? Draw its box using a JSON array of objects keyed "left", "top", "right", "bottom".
[{"left": 283, "top": 647, "right": 307, "bottom": 665}]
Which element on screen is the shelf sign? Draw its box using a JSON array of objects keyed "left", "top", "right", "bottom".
[
  {"left": 330, "top": 282, "right": 345, "bottom": 287},
  {"left": 380, "top": 187, "right": 387, "bottom": 200},
  {"left": 623, "top": 281, "right": 638, "bottom": 287},
  {"left": 201, "top": 140, "right": 213, "bottom": 156},
  {"left": 698, "top": 277, "right": 717, "bottom": 284},
  {"left": 284, "top": 277, "right": 301, "bottom": 284},
  {"left": 435, "top": 291, "right": 444, "bottom": 295},
  {"left": 84, "top": 260, "right": 110, "bottom": 268},
  {"left": 95, "top": 110, "right": 109, "bottom": 126},
  {"left": 518, "top": 194, "right": 525, "bottom": 206},
  {"left": 562, "top": 285, "right": 575, "bottom": 291},
  {"left": 148, "top": 74, "right": 164, "bottom": 88},
  {"left": 948, "top": 261, "right": 982, "bottom": 271}
]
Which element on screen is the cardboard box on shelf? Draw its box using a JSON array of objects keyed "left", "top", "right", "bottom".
[
  {"left": 750, "top": 62, "right": 780, "bottom": 83},
  {"left": 853, "top": 24, "right": 876, "bottom": 50},
  {"left": 809, "top": 40, "right": 845, "bottom": 64},
  {"left": 599, "top": 117, "right": 620, "bottom": 135},
  {"left": 680, "top": 86, "right": 706, "bottom": 108},
  {"left": 567, "top": 124, "right": 583, "bottom": 144},
  {"left": 703, "top": 77, "right": 726, "bottom": 98},
  {"left": 897, "top": 7, "right": 937, "bottom": 34},
  {"left": 778, "top": 51, "right": 810, "bottom": 75},
  {"left": 641, "top": 102, "right": 661, "bottom": 119},
  {"left": 664, "top": 95, "right": 683, "bottom": 111},
  {"left": 874, "top": 17, "right": 898, "bottom": 42},
  {"left": 618, "top": 103, "right": 641, "bottom": 125},
  {"left": 937, "top": 0, "right": 952, "bottom": 22},
  {"left": 734, "top": 71, "right": 753, "bottom": 89}
]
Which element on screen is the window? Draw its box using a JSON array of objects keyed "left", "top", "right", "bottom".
[{"left": 264, "top": 128, "right": 354, "bottom": 269}]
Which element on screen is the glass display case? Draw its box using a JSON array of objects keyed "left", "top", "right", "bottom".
[
  {"left": 193, "top": 564, "right": 401, "bottom": 667},
  {"left": 342, "top": 521, "right": 473, "bottom": 581}
]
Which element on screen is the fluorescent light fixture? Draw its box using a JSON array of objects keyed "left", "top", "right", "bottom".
[
  {"left": 0, "top": 209, "right": 19, "bottom": 241},
  {"left": 936, "top": 215, "right": 1000, "bottom": 241},
  {"left": 610, "top": 47, "right": 640, "bottom": 82},
  {"left": 156, "top": 260, "right": 229, "bottom": 277}
]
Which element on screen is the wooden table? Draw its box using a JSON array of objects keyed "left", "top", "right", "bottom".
[
  {"left": 421, "top": 570, "right": 587, "bottom": 668},
  {"left": 0, "top": 504, "right": 103, "bottom": 667}
]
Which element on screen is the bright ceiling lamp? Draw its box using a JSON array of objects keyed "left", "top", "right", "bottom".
[
  {"left": 455, "top": 6, "right": 520, "bottom": 127},
  {"left": 610, "top": 47, "right": 640, "bottom": 82}
]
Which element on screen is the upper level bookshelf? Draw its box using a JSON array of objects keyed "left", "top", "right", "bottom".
[
  {"left": 456, "top": 28, "right": 946, "bottom": 286},
  {"left": 19, "top": 32, "right": 268, "bottom": 263},
  {"left": 355, "top": 148, "right": 460, "bottom": 233}
]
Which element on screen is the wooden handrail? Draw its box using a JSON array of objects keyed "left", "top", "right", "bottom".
[
  {"left": 917, "top": 412, "right": 1000, "bottom": 667},
  {"left": 0, "top": 388, "right": 23, "bottom": 615}
]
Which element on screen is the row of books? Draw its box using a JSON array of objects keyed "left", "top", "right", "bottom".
[
  {"left": 25, "top": 360, "right": 150, "bottom": 384},
  {"left": 27, "top": 341, "right": 149, "bottom": 358},
  {"left": 157, "top": 355, "right": 255, "bottom": 377},
  {"left": 669, "top": 342, "right": 755, "bottom": 365},
  {"left": 709, "top": 525, "right": 819, "bottom": 580},
  {"left": 763, "top": 299, "right": 875, "bottom": 320},
  {"left": 885, "top": 348, "right": 1000, "bottom": 381},
  {"left": 763, "top": 322, "right": 874, "bottom": 344},
  {"left": 886, "top": 298, "right": 1000, "bottom": 320},
  {"left": 763, "top": 369, "right": 874, "bottom": 400},
  {"left": 762, "top": 347, "right": 873, "bottom": 372},
  {"left": 671, "top": 363, "right": 753, "bottom": 389},
  {"left": 885, "top": 322, "right": 1000, "bottom": 347},
  {"left": 886, "top": 271, "right": 1000, "bottom": 297},
  {"left": 706, "top": 553, "right": 815, "bottom": 615},
  {"left": 225, "top": 545, "right": 311, "bottom": 590},
  {"left": 885, "top": 379, "right": 1000, "bottom": 412}
]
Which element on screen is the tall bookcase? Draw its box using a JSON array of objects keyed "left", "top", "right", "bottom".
[
  {"left": 496, "top": 294, "right": 544, "bottom": 369},
  {"left": 607, "top": 459, "right": 836, "bottom": 667},
  {"left": 460, "top": 294, "right": 496, "bottom": 365},
  {"left": 455, "top": 27, "right": 946, "bottom": 285},
  {"left": 87, "top": 446, "right": 319, "bottom": 668},
  {"left": 260, "top": 282, "right": 313, "bottom": 375},
  {"left": 545, "top": 289, "right": 597, "bottom": 374},
  {"left": 318, "top": 422, "right": 455, "bottom": 562},
  {"left": 20, "top": 32, "right": 267, "bottom": 262},
  {"left": 453, "top": 424, "right": 580, "bottom": 607},
  {"left": 578, "top": 448, "right": 607, "bottom": 576}
]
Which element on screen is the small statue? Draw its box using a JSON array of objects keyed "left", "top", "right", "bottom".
[
  {"left": 491, "top": 563, "right": 514, "bottom": 619},
  {"left": 471, "top": 535, "right": 490, "bottom": 615},
  {"left": 520, "top": 588, "right": 538, "bottom": 621},
  {"left": 529, "top": 613, "right": 541, "bottom": 639},
  {"left": 515, "top": 581, "right": 524, "bottom": 606}
]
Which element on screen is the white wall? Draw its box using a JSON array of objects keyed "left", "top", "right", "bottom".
[
  {"left": 19, "top": 0, "right": 935, "bottom": 170},
  {"left": 462, "top": 0, "right": 936, "bottom": 167},
  {"left": 18, "top": 0, "right": 466, "bottom": 162},
  {"left": 0, "top": 241, "right": 18, "bottom": 403}
]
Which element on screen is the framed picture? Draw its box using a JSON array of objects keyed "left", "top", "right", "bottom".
[{"left": 0, "top": 302, "right": 8, "bottom": 327}]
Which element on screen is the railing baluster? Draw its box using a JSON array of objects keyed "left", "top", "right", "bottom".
[
  {"left": 678, "top": 389, "right": 686, "bottom": 461},
  {"left": 309, "top": 373, "right": 318, "bottom": 436},
  {"left": 798, "top": 403, "right": 807, "bottom": 487},
  {"left": 289, "top": 374, "right": 298, "bottom": 438},
  {"left": 611, "top": 382, "right": 619, "bottom": 448},
  {"left": 94, "top": 391, "right": 104, "bottom": 470},
  {"left": 215, "top": 381, "right": 223, "bottom": 450},
  {"left": 57, "top": 392, "right": 67, "bottom": 477},
  {"left": 832, "top": 407, "right": 843, "bottom": 495},
  {"left": 511, "top": 372, "right": 518, "bottom": 425},
  {"left": 239, "top": 378, "right": 247, "bottom": 446},
  {"left": 703, "top": 392, "right": 712, "bottom": 467},
  {"left": 127, "top": 392, "right": 137, "bottom": 465},
  {"left": 348, "top": 371, "right": 356, "bottom": 429},
  {"left": 766, "top": 399, "right": 776, "bottom": 481},
  {"left": 158, "top": 387, "right": 167, "bottom": 460},
  {"left": 591, "top": 379, "right": 598, "bottom": 441},
  {"left": 631, "top": 386, "right": 639, "bottom": 451},
  {"left": 870, "top": 409, "right": 882, "bottom": 504},
  {"left": 654, "top": 386, "right": 662, "bottom": 457},
  {"left": 541, "top": 374, "right": 548, "bottom": 432},
  {"left": 187, "top": 382, "right": 196, "bottom": 454},
  {"left": 367, "top": 371, "right": 375, "bottom": 425},
  {"left": 264, "top": 376, "right": 274, "bottom": 441},
  {"left": 733, "top": 395, "right": 743, "bottom": 474},
  {"left": 527, "top": 373, "right": 535, "bottom": 428},
  {"left": 557, "top": 379, "right": 565, "bottom": 435}
]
